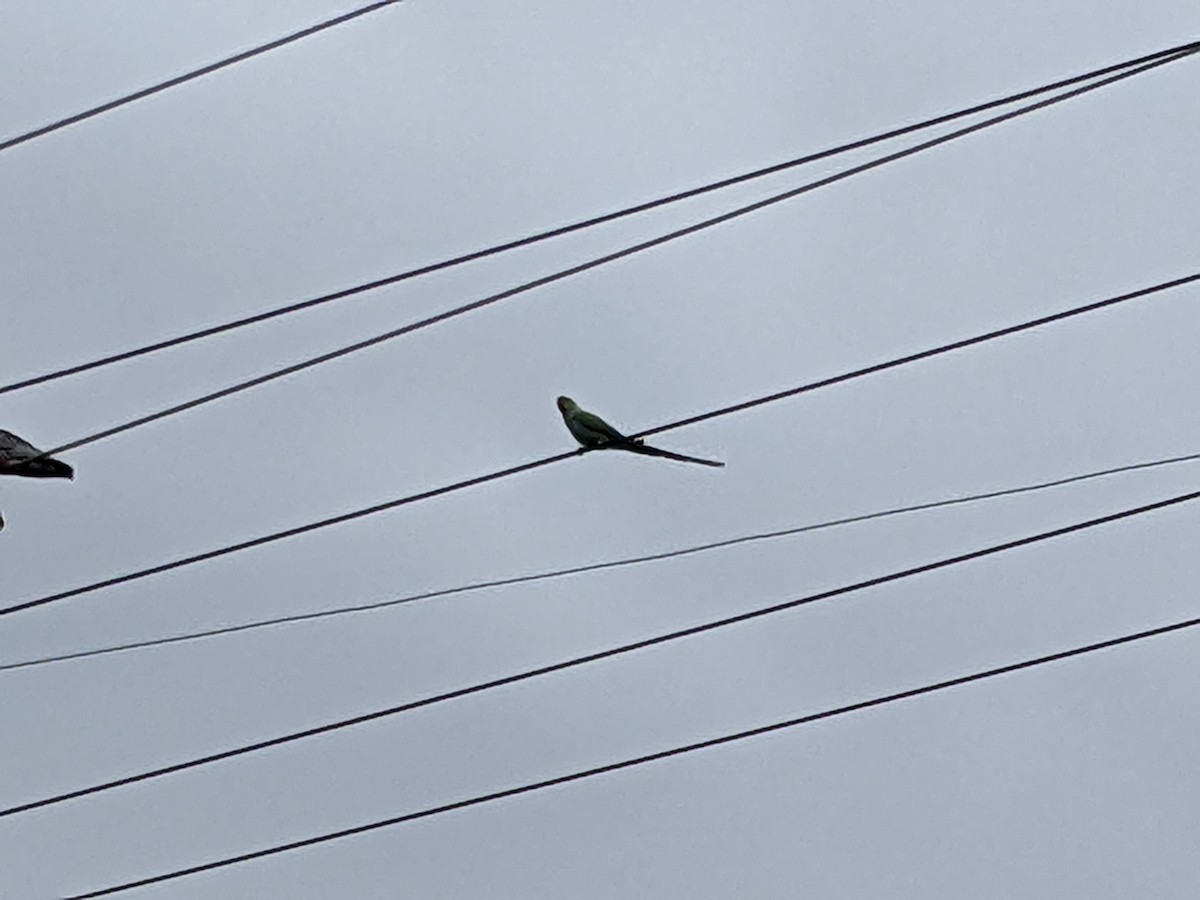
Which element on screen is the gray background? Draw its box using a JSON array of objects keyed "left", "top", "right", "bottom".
[{"left": 3, "top": 1, "right": 1200, "bottom": 896}]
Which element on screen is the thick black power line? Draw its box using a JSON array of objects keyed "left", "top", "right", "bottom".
[
  {"left": 31, "top": 47, "right": 1200, "bottom": 463},
  {"left": 3, "top": 38, "right": 1195, "bottom": 397},
  {"left": 5, "top": 447, "right": 1200, "bottom": 673},
  {"left": 3, "top": 271, "right": 1196, "bottom": 619},
  {"left": 7, "top": 482, "right": 1199, "bottom": 821},
  {"left": 70, "top": 611, "right": 1200, "bottom": 897},
  {"left": 0, "top": 1, "right": 405, "bottom": 155},
  {"left": 637, "top": 271, "right": 1200, "bottom": 440}
]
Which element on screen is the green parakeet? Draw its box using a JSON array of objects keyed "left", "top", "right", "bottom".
[{"left": 556, "top": 396, "right": 724, "bottom": 467}]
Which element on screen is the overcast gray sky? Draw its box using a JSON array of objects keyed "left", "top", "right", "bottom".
[{"left": 3, "top": 1, "right": 1200, "bottom": 897}]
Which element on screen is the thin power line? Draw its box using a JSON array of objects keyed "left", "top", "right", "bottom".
[
  {"left": 6, "top": 447, "right": 1200, "bottom": 673},
  {"left": 7, "top": 482, "right": 1199, "bottom": 821},
  {"left": 3, "top": 271, "right": 1196, "bottom": 619},
  {"left": 3, "top": 37, "right": 1196, "bottom": 397},
  {"left": 69, "top": 612, "right": 1200, "bottom": 897},
  {"left": 34, "top": 46, "right": 1200, "bottom": 462},
  {"left": 0, "top": 1, "right": 405, "bottom": 155}
]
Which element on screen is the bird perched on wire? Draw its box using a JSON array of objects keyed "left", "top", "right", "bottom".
[
  {"left": 0, "top": 430, "right": 74, "bottom": 480},
  {"left": 556, "top": 396, "right": 724, "bottom": 467},
  {"left": 0, "top": 430, "right": 73, "bottom": 533}
]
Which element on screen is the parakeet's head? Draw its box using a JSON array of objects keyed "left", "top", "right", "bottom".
[{"left": 556, "top": 396, "right": 579, "bottom": 414}]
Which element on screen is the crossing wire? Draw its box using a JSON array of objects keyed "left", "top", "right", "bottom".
[
  {"left": 4, "top": 447, "right": 1200, "bottom": 673},
  {"left": 0, "top": 1, "right": 405, "bottom": 154},
  {"left": 68, "top": 608, "right": 1200, "bottom": 896},
  {"left": 7, "top": 481, "right": 1200, "bottom": 821},
  {"left": 3, "top": 36, "right": 1196, "bottom": 396},
  {"left": 3, "top": 270, "right": 1197, "bottom": 620},
  {"left": 26, "top": 45, "right": 1200, "bottom": 464}
]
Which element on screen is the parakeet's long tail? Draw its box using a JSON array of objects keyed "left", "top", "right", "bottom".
[{"left": 620, "top": 439, "right": 725, "bottom": 468}]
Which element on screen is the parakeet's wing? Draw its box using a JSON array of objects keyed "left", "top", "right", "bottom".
[
  {"left": 560, "top": 401, "right": 723, "bottom": 466},
  {"left": 572, "top": 409, "right": 628, "bottom": 444}
]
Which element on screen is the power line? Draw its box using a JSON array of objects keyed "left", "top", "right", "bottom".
[
  {"left": 0, "top": 1, "right": 405, "bottom": 155},
  {"left": 3, "top": 38, "right": 1195, "bottom": 397},
  {"left": 634, "top": 274, "right": 1200, "bottom": 440},
  {"left": 3, "top": 271, "right": 1196, "bottom": 619},
  {"left": 69, "top": 609, "right": 1200, "bottom": 897},
  {"left": 32, "top": 47, "right": 1200, "bottom": 463},
  {"left": 6, "top": 447, "right": 1200, "bottom": 673},
  {"left": 7, "top": 481, "right": 1199, "bottom": 821}
]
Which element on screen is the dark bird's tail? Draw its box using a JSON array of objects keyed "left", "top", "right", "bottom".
[
  {"left": 12, "top": 458, "right": 74, "bottom": 479},
  {"left": 621, "top": 439, "right": 725, "bottom": 468}
]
